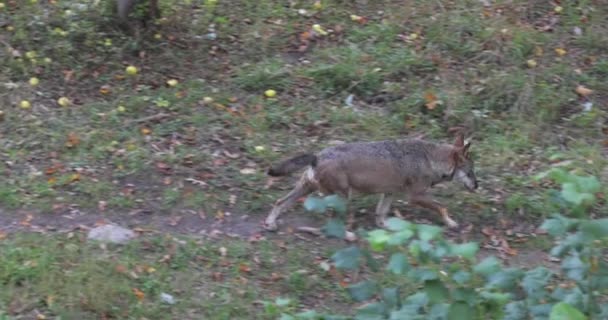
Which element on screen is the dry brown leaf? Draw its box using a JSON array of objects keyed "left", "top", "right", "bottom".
[
  {"left": 132, "top": 288, "right": 145, "bottom": 302},
  {"left": 554, "top": 48, "right": 567, "bottom": 56},
  {"left": 65, "top": 132, "right": 80, "bottom": 148},
  {"left": 575, "top": 85, "right": 593, "bottom": 97}
]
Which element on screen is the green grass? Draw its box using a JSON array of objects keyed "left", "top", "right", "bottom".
[
  {"left": 1, "top": 0, "right": 607, "bottom": 318},
  {"left": 0, "top": 232, "right": 351, "bottom": 319}
]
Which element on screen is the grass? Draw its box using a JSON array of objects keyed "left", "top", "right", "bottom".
[
  {"left": 0, "top": 232, "right": 352, "bottom": 319},
  {"left": 0, "top": 0, "right": 607, "bottom": 318}
]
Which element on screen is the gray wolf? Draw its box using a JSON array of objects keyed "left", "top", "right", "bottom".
[{"left": 263, "top": 131, "right": 478, "bottom": 231}]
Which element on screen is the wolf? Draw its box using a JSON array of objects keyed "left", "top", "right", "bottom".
[{"left": 263, "top": 131, "right": 478, "bottom": 232}]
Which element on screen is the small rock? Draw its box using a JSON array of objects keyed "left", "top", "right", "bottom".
[
  {"left": 87, "top": 224, "right": 136, "bottom": 244},
  {"left": 160, "top": 292, "right": 176, "bottom": 305}
]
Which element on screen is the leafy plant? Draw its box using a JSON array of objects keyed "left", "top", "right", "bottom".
[
  {"left": 534, "top": 168, "right": 601, "bottom": 216},
  {"left": 278, "top": 211, "right": 608, "bottom": 319}
]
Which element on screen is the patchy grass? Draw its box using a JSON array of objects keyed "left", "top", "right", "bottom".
[
  {"left": 0, "top": 232, "right": 354, "bottom": 319},
  {"left": 0, "top": 0, "right": 607, "bottom": 318}
]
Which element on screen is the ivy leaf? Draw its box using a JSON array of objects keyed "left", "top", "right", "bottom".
[
  {"left": 428, "top": 303, "right": 449, "bottom": 320},
  {"left": 550, "top": 302, "right": 587, "bottom": 320},
  {"left": 387, "top": 229, "right": 415, "bottom": 246},
  {"left": 324, "top": 195, "right": 347, "bottom": 214},
  {"left": 367, "top": 230, "right": 391, "bottom": 251},
  {"left": 485, "top": 268, "right": 524, "bottom": 290},
  {"left": 479, "top": 291, "right": 512, "bottom": 304},
  {"left": 579, "top": 218, "right": 608, "bottom": 239},
  {"left": 447, "top": 302, "right": 474, "bottom": 320},
  {"left": 424, "top": 279, "right": 448, "bottom": 304},
  {"left": 417, "top": 224, "right": 443, "bottom": 241},
  {"left": 540, "top": 218, "right": 568, "bottom": 237},
  {"left": 504, "top": 301, "right": 527, "bottom": 320},
  {"left": 408, "top": 267, "right": 438, "bottom": 282},
  {"left": 385, "top": 217, "right": 412, "bottom": 231},
  {"left": 449, "top": 242, "right": 479, "bottom": 260},
  {"left": 348, "top": 281, "right": 378, "bottom": 302},
  {"left": 551, "top": 287, "right": 585, "bottom": 311},
  {"left": 331, "top": 246, "right": 361, "bottom": 270},
  {"left": 387, "top": 253, "right": 410, "bottom": 275},
  {"left": 303, "top": 196, "right": 327, "bottom": 213},
  {"left": 322, "top": 219, "right": 346, "bottom": 239},
  {"left": 561, "top": 254, "right": 587, "bottom": 282},
  {"left": 529, "top": 303, "right": 553, "bottom": 318},
  {"left": 473, "top": 256, "right": 501, "bottom": 276},
  {"left": 389, "top": 292, "right": 428, "bottom": 319},
  {"left": 275, "top": 297, "right": 291, "bottom": 307},
  {"left": 451, "top": 270, "right": 471, "bottom": 285},
  {"left": 521, "top": 267, "right": 553, "bottom": 301},
  {"left": 561, "top": 182, "right": 594, "bottom": 206},
  {"left": 572, "top": 175, "right": 600, "bottom": 194},
  {"left": 355, "top": 302, "right": 386, "bottom": 320},
  {"left": 452, "top": 288, "right": 476, "bottom": 305},
  {"left": 382, "top": 287, "right": 399, "bottom": 309}
]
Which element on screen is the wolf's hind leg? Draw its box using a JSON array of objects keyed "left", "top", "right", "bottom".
[{"left": 264, "top": 172, "right": 316, "bottom": 231}]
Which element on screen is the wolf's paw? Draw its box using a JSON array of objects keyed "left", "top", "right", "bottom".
[
  {"left": 445, "top": 218, "right": 459, "bottom": 229},
  {"left": 263, "top": 220, "right": 279, "bottom": 231},
  {"left": 375, "top": 218, "right": 388, "bottom": 229}
]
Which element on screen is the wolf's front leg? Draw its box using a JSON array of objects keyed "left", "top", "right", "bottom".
[
  {"left": 409, "top": 193, "right": 459, "bottom": 228},
  {"left": 374, "top": 193, "right": 394, "bottom": 228}
]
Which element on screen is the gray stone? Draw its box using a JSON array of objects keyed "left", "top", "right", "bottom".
[{"left": 87, "top": 224, "right": 136, "bottom": 244}]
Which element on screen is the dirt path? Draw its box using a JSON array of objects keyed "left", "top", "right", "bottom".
[{"left": 0, "top": 205, "right": 559, "bottom": 270}]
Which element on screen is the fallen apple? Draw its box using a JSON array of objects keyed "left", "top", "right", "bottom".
[
  {"left": 264, "top": 89, "right": 277, "bottom": 98},
  {"left": 125, "top": 65, "right": 138, "bottom": 75},
  {"left": 57, "top": 97, "right": 70, "bottom": 107},
  {"left": 20, "top": 100, "right": 31, "bottom": 109}
]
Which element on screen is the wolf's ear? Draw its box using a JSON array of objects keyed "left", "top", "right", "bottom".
[
  {"left": 463, "top": 140, "right": 472, "bottom": 156},
  {"left": 453, "top": 132, "right": 464, "bottom": 148}
]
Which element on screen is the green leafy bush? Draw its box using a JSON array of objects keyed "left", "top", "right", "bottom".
[
  {"left": 270, "top": 182, "right": 607, "bottom": 319},
  {"left": 534, "top": 168, "right": 601, "bottom": 216}
]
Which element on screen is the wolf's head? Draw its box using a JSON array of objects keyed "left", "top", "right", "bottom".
[{"left": 451, "top": 132, "right": 478, "bottom": 191}]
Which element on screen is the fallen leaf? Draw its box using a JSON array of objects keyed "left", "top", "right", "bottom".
[
  {"left": 481, "top": 226, "right": 495, "bottom": 236},
  {"left": 240, "top": 168, "right": 256, "bottom": 175},
  {"left": 168, "top": 216, "right": 182, "bottom": 226},
  {"left": 141, "top": 127, "right": 151, "bottom": 135},
  {"left": 239, "top": 263, "right": 251, "bottom": 274},
  {"left": 20, "top": 214, "right": 33, "bottom": 227},
  {"left": 65, "top": 132, "right": 80, "bottom": 148},
  {"left": 575, "top": 85, "right": 593, "bottom": 97},
  {"left": 554, "top": 48, "right": 567, "bottom": 56},
  {"left": 115, "top": 265, "right": 128, "bottom": 274},
  {"left": 424, "top": 91, "right": 442, "bottom": 110},
  {"left": 99, "top": 85, "right": 111, "bottom": 95},
  {"left": 69, "top": 173, "right": 80, "bottom": 183},
  {"left": 132, "top": 288, "right": 145, "bottom": 302}
]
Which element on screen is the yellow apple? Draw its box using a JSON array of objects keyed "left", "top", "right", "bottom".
[
  {"left": 264, "top": 89, "right": 277, "bottom": 98},
  {"left": 20, "top": 100, "right": 32, "bottom": 109},
  {"left": 57, "top": 97, "right": 70, "bottom": 107},
  {"left": 125, "top": 65, "right": 138, "bottom": 75}
]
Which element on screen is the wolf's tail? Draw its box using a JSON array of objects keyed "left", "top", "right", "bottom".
[{"left": 267, "top": 153, "right": 317, "bottom": 177}]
